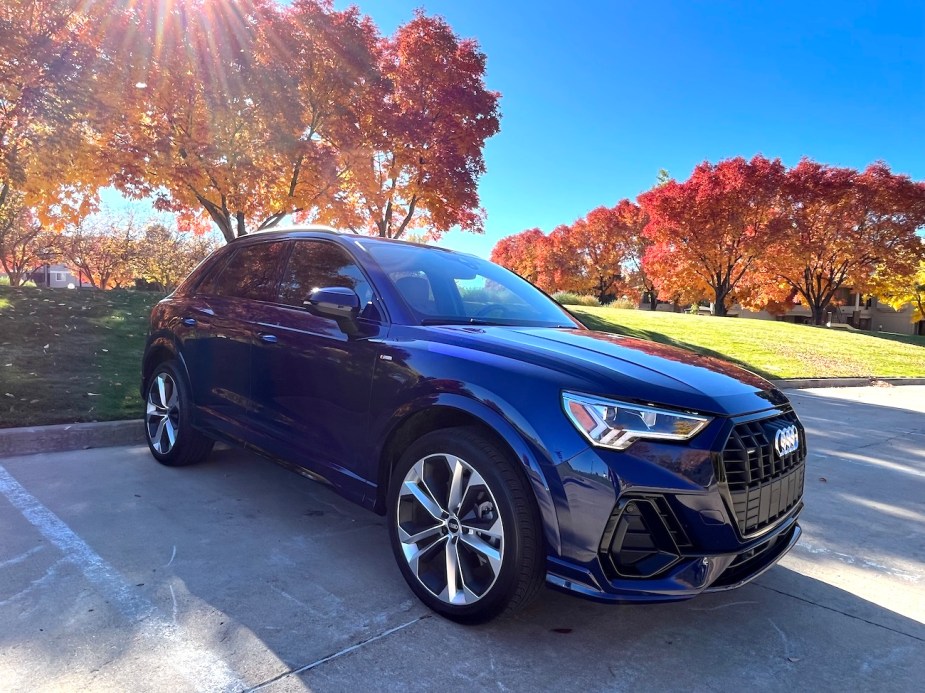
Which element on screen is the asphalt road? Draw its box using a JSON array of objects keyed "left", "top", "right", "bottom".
[{"left": 1, "top": 386, "right": 923, "bottom": 692}]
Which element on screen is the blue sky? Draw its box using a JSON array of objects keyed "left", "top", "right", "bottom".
[{"left": 103, "top": 0, "right": 925, "bottom": 257}]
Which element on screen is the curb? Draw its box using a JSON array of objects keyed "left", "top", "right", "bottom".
[
  {"left": 0, "top": 420, "right": 145, "bottom": 458},
  {"left": 771, "top": 377, "right": 925, "bottom": 389}
]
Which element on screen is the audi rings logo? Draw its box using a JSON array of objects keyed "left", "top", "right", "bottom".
[{"left": 774, "top": 425, "right": 800, "bottom": 456}]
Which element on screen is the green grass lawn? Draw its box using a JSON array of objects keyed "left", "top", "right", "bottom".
[
  {"left": 0, "top": 286, "right": 160, "bottom": 428},
  {"left": 572, "top": 306, "right": 925, "bottom": 379}
]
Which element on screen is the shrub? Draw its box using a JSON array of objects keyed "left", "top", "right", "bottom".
[
  {"left": 552, "top": 291, "right": 600, "bottom": 306},
  {"left": 607, "top": 297, "right": 637, "bottom": 310}
]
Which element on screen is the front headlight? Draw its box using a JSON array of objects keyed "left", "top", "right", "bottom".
[{"left": 562, "top": 391, "right": 712, "bottom": 450}]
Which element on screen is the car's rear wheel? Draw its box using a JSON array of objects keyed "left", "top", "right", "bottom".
[
  {"left": 387, "top": 427, "right": 545, "bottom": 623},
  {"left": 144, "top": 360, "right": 213, "bottom": 466}
]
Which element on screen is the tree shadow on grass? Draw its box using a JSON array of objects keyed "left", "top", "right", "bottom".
[{"left": 857, "top": 330, "right": 925, "bottom": 348}]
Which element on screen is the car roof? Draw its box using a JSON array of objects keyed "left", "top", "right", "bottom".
[{"left": 236, "top": 225, "right": 468, "bottom": 256}]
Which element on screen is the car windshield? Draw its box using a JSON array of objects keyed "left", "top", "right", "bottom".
[{"left": 364, "top": 242, "right": 579, "bottom": 328}]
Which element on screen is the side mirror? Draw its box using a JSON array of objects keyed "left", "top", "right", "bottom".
[{"left": 304, "top": 286, "right": 360, "bottom": 321}]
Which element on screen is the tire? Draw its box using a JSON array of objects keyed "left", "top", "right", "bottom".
[
  {"left": 144, "top": 360, "right": 214, "bottom": 467},
  {"left": 387, "top": 427, "right": 545, "bottom": 623}
]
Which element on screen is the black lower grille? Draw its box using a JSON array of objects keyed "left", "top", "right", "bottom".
[{"left": 719, "top": 411, "right": 806, "bottom": 535}]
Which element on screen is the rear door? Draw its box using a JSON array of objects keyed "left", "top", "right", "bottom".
[
  {"left": 249, "top": 239, "right": 386, "bottom": 498},
  {"left": 180, "top": 240, "right": 288, "bottom": 439}
]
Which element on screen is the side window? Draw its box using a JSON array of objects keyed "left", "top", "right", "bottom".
[
  {"left": 198, "top": 242, "right": 286, "bottom": 301},
  {"left": 278, "top": 241, "right": 375, "bottom": 313}
]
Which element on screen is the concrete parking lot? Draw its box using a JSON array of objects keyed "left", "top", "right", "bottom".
[{"left": 1, "top": 386, "right": 923, "bottom": 692}]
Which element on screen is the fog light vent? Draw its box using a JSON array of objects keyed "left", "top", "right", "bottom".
[{"left": 601, "top": 499, "right": 682, "bottom": 579}]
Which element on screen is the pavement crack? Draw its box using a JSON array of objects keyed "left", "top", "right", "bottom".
[
  {"left": 244, "top": 614, "right": 430, "bottom": 692},
  {"left": 754, "top": 582, "right": 925, "bottom": 643}
]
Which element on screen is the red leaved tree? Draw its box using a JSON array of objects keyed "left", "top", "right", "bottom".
[
  {"left": 760, "top": 160, "right": 925, "bottom": 325},
  {"left": 338, "top": 11, "right": 500, "bottom": 240},
  {"left": 639, "top": 155, "right": 786, "bottom": 316}
]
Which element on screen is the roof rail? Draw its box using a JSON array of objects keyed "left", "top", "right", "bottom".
[{"left": 248, "top": 224, "right": 342, "bottom": 235}]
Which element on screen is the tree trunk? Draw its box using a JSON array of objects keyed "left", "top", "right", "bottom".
[
  {"left": 648, "top": 292, "right": 658, "bottom": 311},
  {"left": 810, "top": 302, "right": 827, "bottom": 326},
  {"left": 712, "top": 288, "right": 729, "bottom": 316}
]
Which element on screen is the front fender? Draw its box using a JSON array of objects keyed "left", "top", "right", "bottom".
[{"left": 375, "top": 390, "right": 566, "bottom": 557}]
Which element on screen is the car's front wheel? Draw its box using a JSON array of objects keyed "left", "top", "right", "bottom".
[
  {"left": 387, "top": 427, "right": 545, "bottom": 623},
  {"left": 144, "top": 360, "right": 213, "bottom": 467}
]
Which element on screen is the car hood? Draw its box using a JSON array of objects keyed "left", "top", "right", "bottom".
[{"left": 417, "top": 325, "right": 789, "bottom": 416}]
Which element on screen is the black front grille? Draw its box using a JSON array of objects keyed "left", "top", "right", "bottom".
[{"left": 718, "top": 411, "right": 806, "bottom": 535}]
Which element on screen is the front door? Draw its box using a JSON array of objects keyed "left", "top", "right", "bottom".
[{"left": 249, "top": 239, "right": 386, "bottom": 499}]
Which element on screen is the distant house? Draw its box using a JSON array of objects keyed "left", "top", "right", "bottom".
[
  {"left": 28, "top": 264, "right": 88, "bottom": 289},
  {"left": 737, "top": 287, "right": 924, "bottom": 336}
]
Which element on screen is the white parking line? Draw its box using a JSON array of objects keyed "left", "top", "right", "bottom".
[{"left": 0, "top": 463, "right": 246, "bottom": 692}]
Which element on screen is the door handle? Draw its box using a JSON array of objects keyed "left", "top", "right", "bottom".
[
  {"left": 182, "top": 318, "right": 197, "bottom": 326},
  {"left": 259, "top": 333, "right": 278, "bottom": 344}
]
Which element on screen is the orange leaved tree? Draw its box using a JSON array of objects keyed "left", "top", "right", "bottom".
[
  {"left": 490, "top": 228, "right": 553, "bottom": 290},
  {"left": 639, "top": 155, "right": 786, "bottom": 316},
  {"left": 103, "top": 0, "right": 379, "bottom": 242},
  {"left": 0, "top": 0, "right": 113, "bottom": 227}
]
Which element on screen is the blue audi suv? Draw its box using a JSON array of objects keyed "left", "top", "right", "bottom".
[{"left": 141, "top": 226, "right": 805, "bottom": 622}]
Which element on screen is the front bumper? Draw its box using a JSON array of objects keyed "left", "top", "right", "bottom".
[
  {"left": 545, "top": 508, "right": 801, "bottom": 603},
  {"left": 536, "top": 405, "right": 806, "bottom": 603}
]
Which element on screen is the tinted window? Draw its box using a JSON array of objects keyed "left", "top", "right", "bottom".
[
  {"left": 366, "top": 243, "right": 578, "bottom": 328},
  {"left": 198, "top": 242, "right": 286, "bottom": 301},
  {"left": 278, "top": 241, "right": 375, "bottom": 311}
]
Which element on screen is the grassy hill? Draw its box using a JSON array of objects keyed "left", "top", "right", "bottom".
[
  {"left": 572, "top": 306, "right": 925, "bottom": 379},
  {"left": 0, "top": 286, "right": 159, "bottom": 427}
]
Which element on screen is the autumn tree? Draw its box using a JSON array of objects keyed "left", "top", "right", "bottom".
[
  {"left": 54, "top": 215, "right": 140, "bottom": 289},
  {"left": 338, "top": 11, "right": 501, "bottom": 240},
  {"left": 760, "top": 161, "right": 925, "bottom": 325},
  {"left": 0, "top": 195, "right": 56, "bottom": 286},
  {"left": 606, "top": 200, "right": 654, "bottom": 307},
  {"left": 629, "top": 173, "right": 668, "bottom": 310},
  {"left": 0, "top": 0, "right": 112, "bottom": 228},
  {"left": 550, "top": 206, "right": 638, "bottom": 301},
  {"left": 490, "top": 228, "right": 552, "bottom": 289},
  {"left": 104, "top": 0, "right": 380, "bottom": 242},
  {"left": 138, "top": 223, "right": 219, "bottom": 292},
  {"left": 639, "top": 155, "right": 787, "bottom": 316},
  {"left": 871, "top": 256, "right": 925, "bottom": 325}
]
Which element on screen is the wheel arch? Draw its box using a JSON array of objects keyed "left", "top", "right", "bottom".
[
  {"left": 141, "top": 336, "right": 191, "bottom": 397},
  {"left": 374, "top": 396, "right": 562, "bottom": 556}
]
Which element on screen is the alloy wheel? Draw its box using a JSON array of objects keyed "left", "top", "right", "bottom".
[
  {"left": 396, "top": 453, "right": 505, "bottom": 605},
  {"left": 146, "top": 372, "right": 180, "bottom": 454}
]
